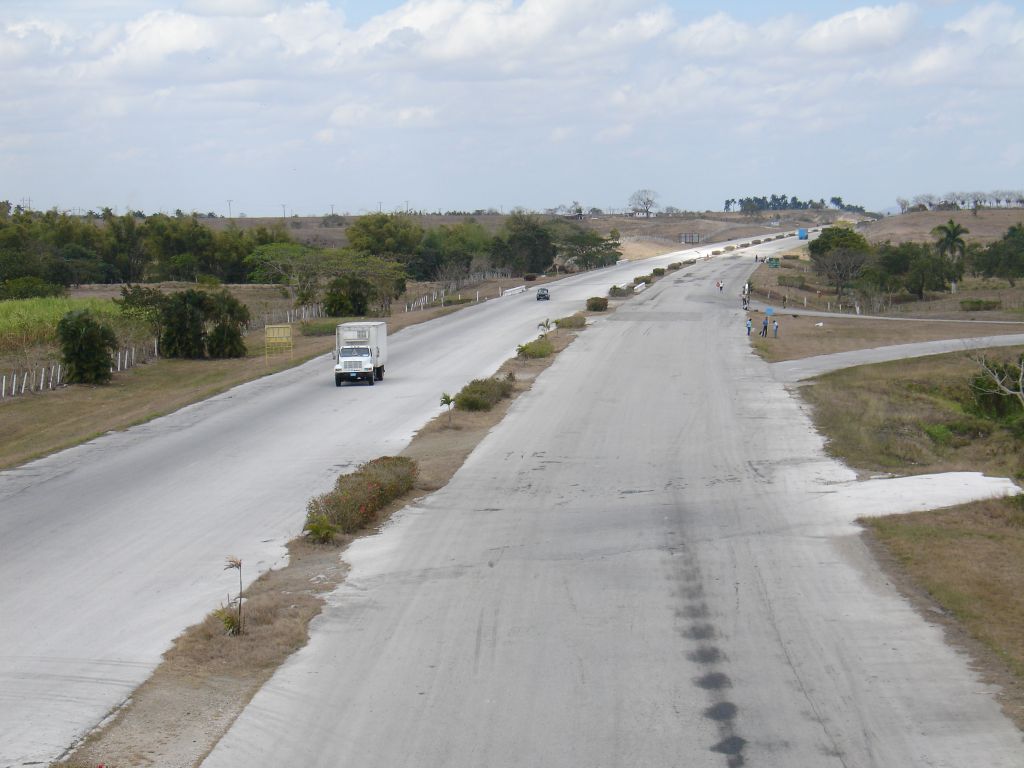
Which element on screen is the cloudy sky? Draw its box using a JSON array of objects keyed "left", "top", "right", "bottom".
[{"left": 2, "top": 1, "right": 1022, "bottom": 217}]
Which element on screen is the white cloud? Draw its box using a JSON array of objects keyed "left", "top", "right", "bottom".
[
  {"left": 181, "top": 0, "right": 279, "bottom": 16},
  {"left": 329, "top": 103, "right": 373, "bottom": 127},
  {"left": 100, "top": 10, "right": 221, "bottom": 68},
  {"left": 800, "top": 4, "right": 917, "bottom": 54},
  {"left": 672, "top": 13, "right": 754, "bottom": 55},
  {"left": 396, "top": 105, "right": 436, "bottom": 124}
]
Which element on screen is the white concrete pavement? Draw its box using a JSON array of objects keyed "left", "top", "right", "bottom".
[
  {"left": 203, "top": 253, "right": 1022, "bottom": 767},
  {"left": 0, "top": 237, "right": 776, "bottom": 766}
]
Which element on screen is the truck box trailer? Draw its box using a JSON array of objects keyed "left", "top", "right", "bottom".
[{"left": 334, "top": 322, "right": 387, "bottom": 386}]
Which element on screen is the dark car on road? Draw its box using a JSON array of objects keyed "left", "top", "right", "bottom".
[{"left": 536, "top": 287, "right": 550, "bottom": 301}]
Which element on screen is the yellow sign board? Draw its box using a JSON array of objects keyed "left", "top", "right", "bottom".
[{"left": 265, "top": 324, "right": 293, "bottom": 360}]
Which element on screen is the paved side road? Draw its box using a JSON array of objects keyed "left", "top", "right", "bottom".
[
  {"left": 772, "top": 333, "right": 1024, "bottom": 382},
  {"left": 203, "top": 256, "right": 1022, "bottom": 767}
]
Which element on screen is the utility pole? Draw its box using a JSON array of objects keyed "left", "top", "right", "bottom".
[
  {"left": 330, "top": 204, "right": 335, "bottom": 216},
  {"left": 281, "top": 203, "right": 286, "bottom": 219},
  {"left": 378, "top": 201, "right": 382, "bottom": 213},
  {"left": 227, "top": 199, "right": 233, "bottom": 219}
]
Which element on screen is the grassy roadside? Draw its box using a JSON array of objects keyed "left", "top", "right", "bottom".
[
  {"left": 799, "top": 347, "right": 1024, "bottom": 728},
  {"left": 55, "top": 317, "right": 594, "bottom": 767}
]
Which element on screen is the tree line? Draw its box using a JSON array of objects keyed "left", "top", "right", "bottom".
[
  {"left": 808, "top": 220, "right": 1024, "bottom": 308},
  {"left": 0, "top": 204, "right": 621, "bottom": 305},
  {"left": 896, "top": 191, "right": 1024, "bottom": 214},
  {"left": 724, "top": 195, "right": 866, "bottom": 214}
]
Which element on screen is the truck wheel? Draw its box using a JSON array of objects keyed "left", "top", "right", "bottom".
[
  {"left": 375, "top": 367, "right": 384, "bottom": 381},
  {"left": 368, "top": 374, "right": 374, "bottom": 386},
  {"left": 335, "top": 376, "right": 342, "bottom": 387}
]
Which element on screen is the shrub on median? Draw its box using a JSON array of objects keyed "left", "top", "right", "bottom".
[
  {"left": 586, "top": 296, "right": 609, "bottom": 311},
  {"left": 608, "top": 285, "right": 629, "bottom": 297},
  {"left": 455, "top": 376, "right": 516, "bottom": 411},
  {"left": 304, "top": 456, "right": 418, "bottom": 539},
  {"left": 555, "top": 314, "right": 586, "bottom": 329},
  {"left": 516, "top": 336, "right": 555, "bottom": 360}
]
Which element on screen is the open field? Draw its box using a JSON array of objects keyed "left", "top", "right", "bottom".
[
  {"left": 857, "top": 208, "right": 1024, "bottom": 246},
  {"left": 799, "top": 348, "right": 1024, "bottom": 727}
]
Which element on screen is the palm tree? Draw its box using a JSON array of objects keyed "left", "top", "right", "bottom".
[
  {"left": 932, "top": 219, "right": 969, "bottom": 293},
  {"left": 440, "top": 392, "right": 454, "bottom": 426}
]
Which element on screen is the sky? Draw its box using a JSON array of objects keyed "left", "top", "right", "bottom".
[{"left": 2, "top": 0, "right": 1022, "bottom": 217}]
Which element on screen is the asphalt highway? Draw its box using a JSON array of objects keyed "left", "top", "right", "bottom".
[{"left": 203, "top": 255, "right": 1023, "bottom": 766}]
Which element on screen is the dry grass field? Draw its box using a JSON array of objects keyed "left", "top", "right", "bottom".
[{"left": 857, "top": 209, "right": 1024, "bottom": 246}]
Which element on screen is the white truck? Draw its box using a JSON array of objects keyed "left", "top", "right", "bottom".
[{"left": 334, "top": 321, "right": 387, "bottom": 386}]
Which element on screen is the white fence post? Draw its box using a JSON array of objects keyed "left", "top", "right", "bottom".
[
  {"left": 21, "top": 372, "right": 28, "bottom": 394},
  {"left": 1, "top": 375, "right": 5, "bottom": 399},
  {"left": 56, "top": 364, "right": 62, "bottom": 386}
]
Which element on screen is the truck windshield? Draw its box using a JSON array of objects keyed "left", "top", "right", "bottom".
[{"left": 340, "top": 347, "right": 371, "bottom": 357}]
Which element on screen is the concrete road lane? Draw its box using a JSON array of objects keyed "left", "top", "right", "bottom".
[
  {"left": 203, "top": 257, "right": 1022, "bottom": 766},
  {"left": 0, "top": 239, "right": 779, "bottom": 765}
]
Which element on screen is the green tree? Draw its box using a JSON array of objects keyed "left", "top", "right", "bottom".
[
  {"left": 115, "top": 284, "right": 169, "bottom": 339},
  {"left": 323, "top": 274, "right": 373, "bottom": 316},
  {"left": 490, "top": 213, "right": 557, "bottom": 275},
  {"left": 206, "top": 290, "right": 250, "bottom": 358},
  {"left": 57, "top": 310, "right": 118, "bottom": 384},
  {"left": 808, "top": 227, "right": 871, "bottom": 298},
  {"left": 931, "top": 219, "right": 968, "bottom": 291},
  {"left": 974, "top": 224, "right": 1024, "bottom": 287},
  {"left": 346, "top": 214, "right": 423, "bottom": 259},
  {"left": 553, "top": 224, "right": 621, "bottom": 271},
  {"left": 102, "top": 211, "right": 150, "bottom": 281},
  {"left": 903, "top": 249, "right": 953, "bottom": 299},
  {"left": 160, "top": 289, "right": 212, "bottom": 358},
  {"left": 245, "top": 243, "right": 336, "bottom": 305}
]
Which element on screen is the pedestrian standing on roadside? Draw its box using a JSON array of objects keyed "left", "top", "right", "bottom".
[
  {"left": 746, "top": 318, "right": 752, "bottom": 336},
  {"left": 773, "top": 319, "right": 779, "bottom": 338},
  {"left": 761, "top": 316, "right": 769, "bottom": 337},
  {"left": 719, "top": 281, "right": 724, "bottom": 292}
]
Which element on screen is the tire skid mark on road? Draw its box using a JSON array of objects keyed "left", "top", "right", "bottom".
[{"left": 667, "top": 528, "right": 749, "bottom": 767}]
